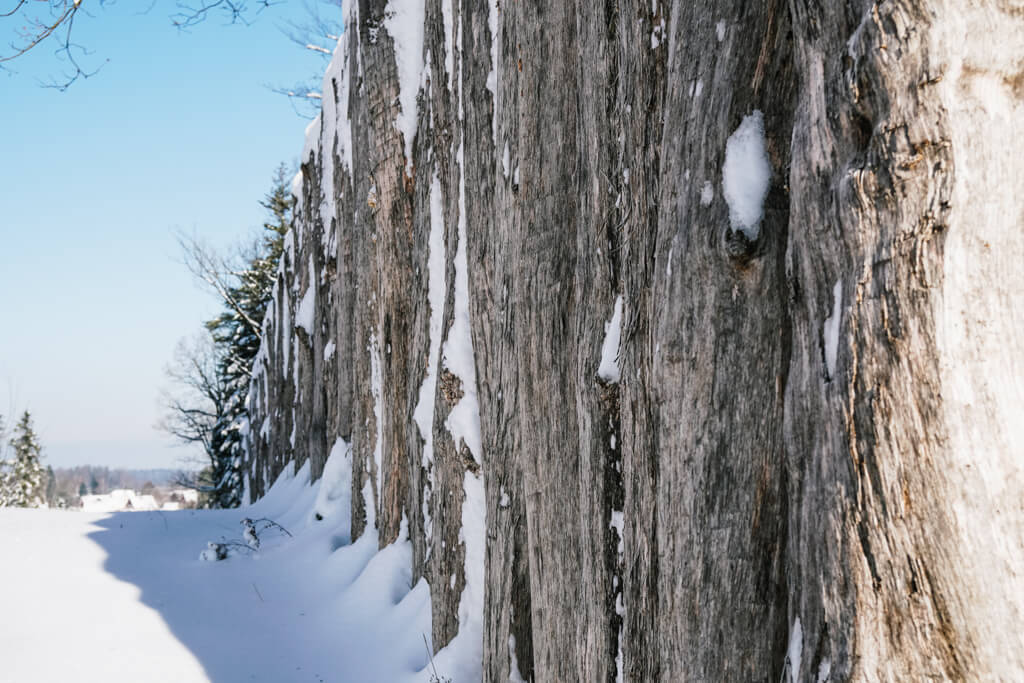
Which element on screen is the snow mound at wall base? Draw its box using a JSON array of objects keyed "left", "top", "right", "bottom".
[{"left": 234, "top": 460, "right": 478, "bottom": 683}]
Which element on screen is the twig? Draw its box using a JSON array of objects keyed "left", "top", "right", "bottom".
[
  {"left": 252, "top": 582, "right": 265, "bottom": 602},
  {"left": 252, "top": 516, "right": 292, "bottom": 537},
  {"left": 220, "top": 538, "right": 258, "bottom": 554},
  {"left": 422, "top": 633, "right": 445, "bottom": 682}
]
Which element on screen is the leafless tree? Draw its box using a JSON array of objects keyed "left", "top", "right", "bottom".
[
  {"left": 163, "top": 227, "right": 282, "bottom": 507},
  {"left": 157, "top": 330, "right": 231, "bottom": 501},
  {"left": 175, "top": 230, "right": 263, "bottom": 339},
  {"left": 157, "top": 332, "right": 226, "bottom": 457}
]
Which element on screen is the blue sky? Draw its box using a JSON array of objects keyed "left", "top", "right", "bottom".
[{"left": 0, "top": 1, "right": 333, "bottom": 469}]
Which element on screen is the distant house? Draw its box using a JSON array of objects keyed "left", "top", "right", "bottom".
[
  {"left": 168, "top": 488, "right": 200, "bottom": 505},
  {"left": 162, "top": 488, "right": 200, "bottom": 509},
  {"left": 80, "top": 489, "right": 159, "bottom": 512},
  {"left": 160, "top": 488, "right": 201, "bottom": 510}
]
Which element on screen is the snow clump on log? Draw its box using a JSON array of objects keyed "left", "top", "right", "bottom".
[{"left": 722, "top": 110, "right": 771, "bottom": 240}]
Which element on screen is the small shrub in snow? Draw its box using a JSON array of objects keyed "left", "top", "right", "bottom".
[
  {"left": 241, "top": 518, "right": 260, "bottom": 550},
  {"left": 246, "top": 517, "right": 293, "bottom": 540},
  {"left": 199, "top": 517, "right": 292, "bottom": 561},
  {"left": 200, "top": 542, "right": 228, "bottom": 562}
]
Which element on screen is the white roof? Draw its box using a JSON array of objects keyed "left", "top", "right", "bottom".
[{"left": 80, "top": 490, "right": 159, "bottom": 512}]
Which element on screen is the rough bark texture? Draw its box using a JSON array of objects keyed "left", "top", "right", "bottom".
[{"left": 245, "top": 1, "right": 1024, "bottom": 680}]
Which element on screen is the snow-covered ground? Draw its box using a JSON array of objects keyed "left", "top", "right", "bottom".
[{"left": 0, "top": 463, "right": 453, "bottom": 683}]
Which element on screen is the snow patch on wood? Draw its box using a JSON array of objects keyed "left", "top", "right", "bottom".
[
  {"left": 823, "top": 279, "right": 842, "bottom": 380},
  {"left": 384, "top": 0, "right": 426, "bottom": 175},
  {"left": 598, "top": 296, "right": 624, "bottom": 383},
  {"left": 787, "top": 617, "right": 803, "bottom": 683},
  {"left": 414, "top": 171, "right": 448, "bottom": 543},
  {"left": 701, "top": 180, "right": 714, "bottom": 206},
  {"left": 722, "top": 110, "right": 771, "bottom": 240},
  {"left": 508, "top": 632, "right": 527, "bottom": 683},
  {"left": 296, "top": 257, "right": 317, "bottom": 339},
  {"left": 443, "top": 142, "right": 483, "bottom": 462},
  {"left": 369, "top": 333, "right": 384, "bottom": 510}
]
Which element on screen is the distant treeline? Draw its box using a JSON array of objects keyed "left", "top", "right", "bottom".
[{"left": 52, "top": 467, "right": 186, "bottom": 501}]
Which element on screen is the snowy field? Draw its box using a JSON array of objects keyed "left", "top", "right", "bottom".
[{"left": 0, "top": 463, "right": 468, "bottom": 683}]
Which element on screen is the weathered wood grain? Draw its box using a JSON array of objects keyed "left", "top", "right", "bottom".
[{"left": 245, "top": 1, "right": 1024, "bottom": 680}]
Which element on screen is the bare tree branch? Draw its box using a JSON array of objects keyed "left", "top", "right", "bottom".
[
  {"left": 1, "top": 0, "right": 83, "bottom": 63},
  {"left": 277, "top": 0, "right": 340, "bottom": 58},
  {"left": 1, "top": 2, "right": 29, "bottom": 20},
  {"left": 0, "top": 0, "right": 286, "bottom": 88},
  {"left": 269, "top": 83, "right": 322, "bottom": 100},
  {"left": 176, "top": 230, "right": 264, "bottom": 338},
  {"left": 268, "top": 0, "right": 339, "bottom": 118},
  {"left": 157, "top": 332, "right": 225, "bottom": 457},
  {"left": 170, "top": 0, "right": 276, "bottom": 30},
  {"left": 171, "top": 468, "right": 217, "bottom": 492},
  {"left": 0, "top": 0, "right": 110, "bottom": 90}
]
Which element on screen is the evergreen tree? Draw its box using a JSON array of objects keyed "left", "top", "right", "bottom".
[
  {"left": 202, "top": 163, "right": 292, "bottom": 508},
  {"left": 0, "top": 414, "right": 12, "bottom": 506},
  {"left": 3, "top": 411, "right": 46, "bottom": 507},
  {"left": 161, "top": 164, "right": 292, "bottom": 508},
  {"left": 78, "top": 482, "right": 87, "bottom": 497}
]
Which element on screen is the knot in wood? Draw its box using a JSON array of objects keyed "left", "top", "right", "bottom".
[{"left": 723, "top": 227, "right": 757, "bottom": 266}]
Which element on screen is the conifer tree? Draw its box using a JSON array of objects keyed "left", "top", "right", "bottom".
[
  {"left": 0, "top": 414, "right": 11, "bottom": 506},
  {"left": 3, "top": 412, "right": 46, "bottom": 507},
  {"left": 162, "top": 164, "right": 292, "bottom": 508},
  {"left": 202, "top": 163, "right": 292, "bottom": 508}
]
